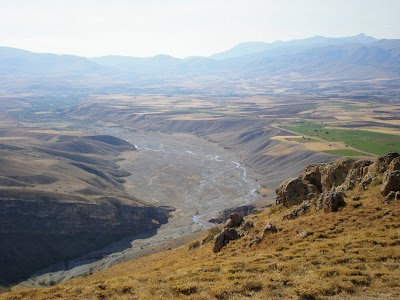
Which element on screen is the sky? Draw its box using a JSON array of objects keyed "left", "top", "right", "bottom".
[{"left": 0, "top": 0, "right": 399, "bottom": 58}]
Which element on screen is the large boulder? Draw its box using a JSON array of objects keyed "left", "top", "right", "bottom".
[
  {"left": 342, "top": 159, "right": 372, "bottom": 190},
  {"left": 275, "top": 153, "right": 399, "bottom": 213},
  {"left": 213, "top": 228, "right": 240, "bottom": 253},
  {"left": 301, "top": 159, "right": 373, "bottom": 193},
  {"left": 389, "top": 157, "right": 400, "bottom": 172},
  {"left": 276, "top": 178, "right": 319, "bottom": 207},
  {"left": 301, "top": 164, "right": 322, "bottom": 192},
  {"left": 369, "top": 152, "right": 400, "bottom": 175},
  {"left": 317, "top": 192, "right": 346, "bottom": 212},
  {"left": 224, "top": 212, "right": 244, "bottom": 228},
  {"left": 319, "top": 159, "right": 354, "bottom": 191},
  {"left": 381, "top": 170, "right": 400, "bottom": 196}
]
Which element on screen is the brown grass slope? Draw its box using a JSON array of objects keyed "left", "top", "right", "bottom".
[{"left": 3, "top": 183, "right": 399, "bottom": 299}]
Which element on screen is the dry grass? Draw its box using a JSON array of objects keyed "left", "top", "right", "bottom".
[{"left": 2, "top": 185, "right": 400, "bottom": 300}]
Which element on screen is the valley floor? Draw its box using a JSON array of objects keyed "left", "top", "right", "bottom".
[{"left": 16, "top": 126, "right": 262, "bottom": 288}]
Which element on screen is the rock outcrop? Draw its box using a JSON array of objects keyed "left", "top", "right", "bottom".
[
  {"left": 224, "top": 212, "right": 244, "bottom": 228},
  {"left": 276, "top": 153, "right": 400, "bottom": 215},
  {"left": 381, "top": 170, "right": 400, "bottom": 196},
  {"left": 212, "top": 213, "right": 246, "bottom": 253},
  {"left": 208, "top": 205, "right": 256, "bottom": 224},
  {"left": 316, "top": 192, "right": 346, "bottom": 212},
  {"left": 213, "top": 228, "right": 240, "bottom": 253},
  {"left": 276, "top": 178, "right": 318, "bottom": 207}
]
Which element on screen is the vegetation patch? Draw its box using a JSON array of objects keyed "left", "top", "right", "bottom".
[
  {"left": 323, "top": 149, "right": 365, "bottom": 157},
  {"left": 282, "top": 120, "right": 400, "bottom": 155}
]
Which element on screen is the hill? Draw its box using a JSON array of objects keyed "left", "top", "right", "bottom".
[
  {"left": 2, "top": 153, "right": 399, "bottom": 299},
  {"left": 0, "top": 128, "right": 169, "bottom": 285},
  {"left": 0, "top": 46, "right": 108, "bottom": 76}
]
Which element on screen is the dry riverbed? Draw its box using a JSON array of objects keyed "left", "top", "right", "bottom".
[{"left": 18, "top": 126, "right": 263, "bottom": 288}]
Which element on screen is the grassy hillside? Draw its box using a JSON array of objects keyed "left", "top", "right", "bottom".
[{"left": 2, "top": 184, "right": 399, "bottom": 300}]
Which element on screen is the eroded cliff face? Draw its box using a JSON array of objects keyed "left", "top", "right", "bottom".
[
  {"left": 0, "top": 199, "right": 168, "bottom": 285},
  {"left": 0, "top": 130, "right": 170, "bottom": 285},
  {"left": 0, "top": 199, "right": 167, "bottom": 237}
]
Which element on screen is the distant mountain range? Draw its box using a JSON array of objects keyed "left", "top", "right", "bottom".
[
  {"left": 0, "top": 34, "right": 399, "bottom": 93},
  {"left": 209, "top": 33, "right": 378, "bottom": 60}
]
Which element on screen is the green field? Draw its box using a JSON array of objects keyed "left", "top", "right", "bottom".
[
  {"left": 281, "top": 121, "right": 400, "bottom": 156},
  {"left": 323, "top": 149, "right": 366, "bottom": 157}
]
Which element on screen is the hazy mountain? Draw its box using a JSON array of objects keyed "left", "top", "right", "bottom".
[
  {"left": 88, "top": 34, "right": 398, "bottom": 80},
  {"left": 0, "top": 46, "right": 127, "bottom": 93},
  {"left": 210, "top": 33, "right": 378, "bottom": 60},
  {"left": 1, "top": 34, "right": 399, "bottom": 93},
  {"left": 0, "top": 46, "right": 105, "bottom": 76},
  {"left": 90, "top": 54, "right": 182, "bottom": 74},
  {"left": 235, "top": 40, "right": 400, "bottom": 78}
]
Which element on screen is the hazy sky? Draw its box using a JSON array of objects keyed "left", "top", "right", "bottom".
[{"left": 0, "top": 0, "right": 399, "bottom": 58}]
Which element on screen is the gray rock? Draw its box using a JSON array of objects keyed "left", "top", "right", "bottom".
[
  {"left": 213, "top": 228, "right": 240, "bottom": 253},
  {"left": 224, "top": 212, "right": 244, "bottom": 228},
  {"left": 370, "top": 152, "right": 400, "bottom": 175},
  {"left": 381, "top": 170, "right": 400, "bottom": 196},
  {"left": 319, "top": 159, "right": 354, "bottom": 191},
  {"left": 262, "top": 223, "right": 277, "bottom": 237},
  {"left": 276, "top": 178, "right": 319, "bottom": 207},
  {"left": 299, "top": 231, "right": 313, "bottom": 238},
  {"left": 389, "top": 157, "right": 400, "bottom": 171},
  {"left": 317, "top": 192, "right": 346, "bottom": 212}
]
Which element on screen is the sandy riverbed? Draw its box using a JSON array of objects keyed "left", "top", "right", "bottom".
[{"left": 18, "top": 126, "right": 262, "bottom": 288}]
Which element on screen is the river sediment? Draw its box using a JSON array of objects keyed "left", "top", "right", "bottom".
[{"left": 18, "top": 126, "right": 262, "bottom": 287}]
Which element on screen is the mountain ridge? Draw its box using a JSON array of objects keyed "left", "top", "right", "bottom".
[
  {"left": 1, "top": 34, "right": 399, "bottom": 93},
  {"left": 209, "top": 33, "right": 378, "bottom": 60}
]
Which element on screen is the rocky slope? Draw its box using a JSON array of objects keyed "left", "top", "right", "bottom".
[
  {"left": 276, "top": 152, "right": 400, "bottom": 208},
  {"left": 0, "top": 129, "right": 169, "bottom": 285},
  {"left": 2, "top": 153, "right": 399, "bottom": 299}
]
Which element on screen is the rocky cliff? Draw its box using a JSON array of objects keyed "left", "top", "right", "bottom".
[
  {"left": 0, "top": 197, "right": 167, "bottom": 285},
  {"left": 0, "top": 129, "right": 170, "bottom": 285},
  {"left": 276, "top": 152, "right": 400, "bottom": 210}
]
